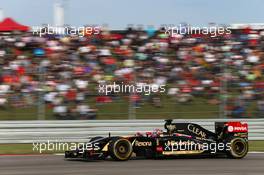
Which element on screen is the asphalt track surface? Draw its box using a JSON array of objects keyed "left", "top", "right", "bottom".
[{"left": 0, "top": 153, "right": 263, "bottom": 175}]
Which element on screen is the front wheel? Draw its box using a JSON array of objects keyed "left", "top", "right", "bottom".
[
  {"left": 109, "top": 138, "right": 133, "bottom": 161},
  {"left": 227, "top": 137, "right": 248, "bottom": 159}
]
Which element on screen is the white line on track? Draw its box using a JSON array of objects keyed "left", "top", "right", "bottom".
[{"left": 54, "top": 152, "right": 264, "bottom": 156}]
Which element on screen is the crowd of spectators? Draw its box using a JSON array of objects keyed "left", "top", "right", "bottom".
[{"left": 0, "top": 25, "right": 264, "bottom": 119}]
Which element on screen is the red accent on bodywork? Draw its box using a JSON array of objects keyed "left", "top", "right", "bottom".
[
  {"left": 146, "top": 132, "right": 152, "bottom": 136},
  {"left": 225, "top": 122, "right": 248, "bottom": 133},
  {"left": 156, "top": 146, "right": 163, "bottom": 152}
]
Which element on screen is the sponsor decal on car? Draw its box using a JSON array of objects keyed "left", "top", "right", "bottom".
[
  {"left": 166, "top": 124, "right": 176, "bottom": 132},
  {"left": 226, "top": 122, "right": 248, "bottom": 133},
  {"left": 187, "top": 124, "right": 207, "bottom": 139},
  {"left": 133, "top": 140, "right": 152, "bottom": 147}
]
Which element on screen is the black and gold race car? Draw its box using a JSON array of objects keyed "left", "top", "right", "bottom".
[{"left": 65, "top": 120, "right": 248, "bottom": 161}]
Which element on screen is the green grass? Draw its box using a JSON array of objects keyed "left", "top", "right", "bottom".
[
  {"left": 0, "top": 94, "right": 259, "bottom": 120},
  {"left": 0, "top": 97, "right": 222, "bottom": 120},
  {"left": 0, "top": 141, "right": 263, "bottom": 154},
  {"left": 249, "top": 141, "right": 264, "bottom": 152}
]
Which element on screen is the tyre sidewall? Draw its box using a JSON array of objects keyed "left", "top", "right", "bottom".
[
  {"left": 109, "top": 138, "right": 132, "bottom": 161},
  {"left": 228, "top": 137, "right": 248, "bottom": 159}
]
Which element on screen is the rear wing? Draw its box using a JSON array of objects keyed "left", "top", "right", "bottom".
[{"left": 215, "top": 122, "right": 248, "bottom": 139}]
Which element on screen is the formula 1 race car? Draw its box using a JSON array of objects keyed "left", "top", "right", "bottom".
[{"left": 65, "top": 120, "right": 248, "bottom": 161}]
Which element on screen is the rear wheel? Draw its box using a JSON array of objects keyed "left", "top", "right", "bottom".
[
  {"left": 227, "top": 137, "right": 248, "bottom": 159},
  {"left": 109, "top": 138, "right": 132, "bottom": 161}
]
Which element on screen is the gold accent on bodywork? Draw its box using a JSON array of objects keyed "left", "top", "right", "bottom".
[
  {"left": 102, "top": 143, "right": 109, "bottom": 151},
  {"left": 162, "top": 150, "right": 204, "bottom": 155},
  {"left": 131, "top": 139, "right": 136, "bottom": 146},
  {"left": 187, "top": 124, "right": 207, "bottom": 139}
]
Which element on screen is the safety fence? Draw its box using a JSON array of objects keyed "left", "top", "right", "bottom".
[{"left": 0, "top": 119, "right": 263, "bottom": 143}]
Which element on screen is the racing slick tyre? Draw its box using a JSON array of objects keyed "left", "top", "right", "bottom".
[
  {"left": 227, "top": 137, "right": 248, "bottom": 159},
  {"left": 109, "top": 138, "right": 133, "bottom": 161}
]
